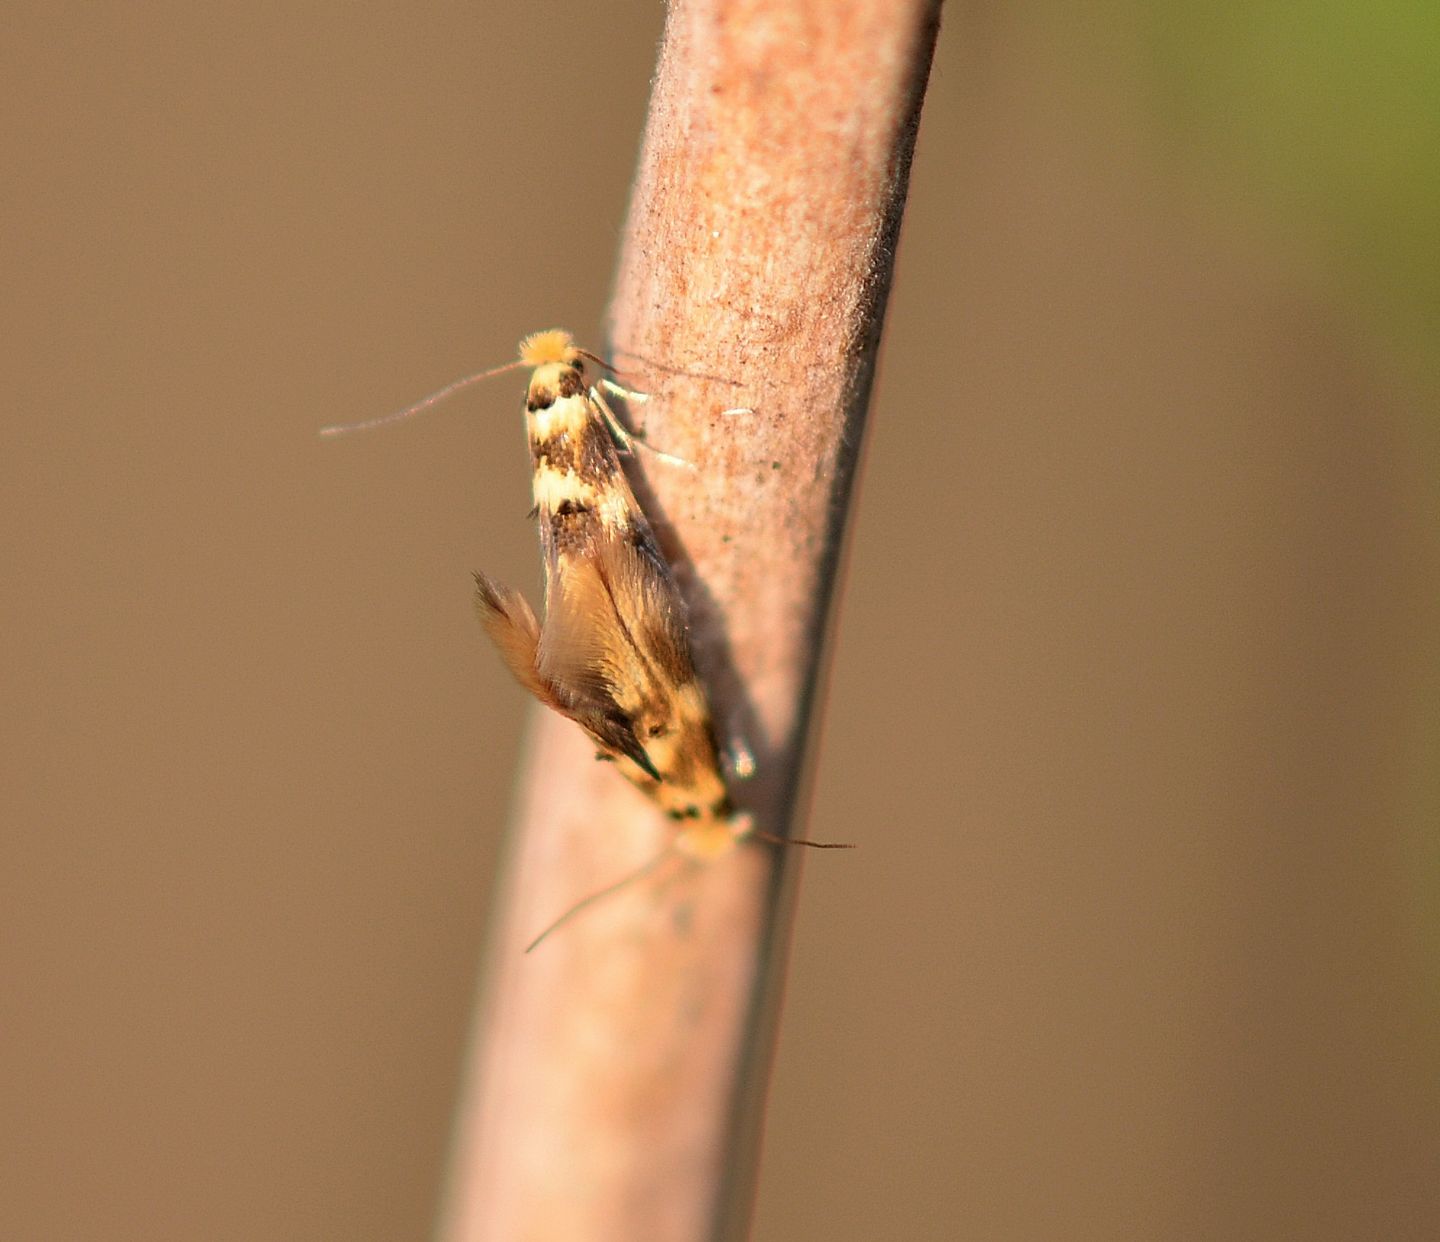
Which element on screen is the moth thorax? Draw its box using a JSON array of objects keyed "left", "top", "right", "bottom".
[{"left": 525, "top": 361, "right": 586, "bottom": 412}]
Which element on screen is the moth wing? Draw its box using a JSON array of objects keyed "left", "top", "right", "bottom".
[
  {"left": 535, "top": 553, "right": 662, "bottom": 780},
  {"left": 473, "top": 572, "right": 558, "bottom": 708},
  {"left": 597, "top": 524, "right": 698, "bottom": 691}
]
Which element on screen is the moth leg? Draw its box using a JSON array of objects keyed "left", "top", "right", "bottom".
[
  {"left": 601, "top": 378, "right": 749, "bottom": 423},
  {"left": 598, "top": 376, "right": 649, "bottom": 406},
  {"left": 589, "top": 384, "right": 693, "bottom": 470}
]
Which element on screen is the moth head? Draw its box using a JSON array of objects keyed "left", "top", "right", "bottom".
[
  {"left": 518, "top": 330, "right": 582, "bottom": 371},
  {"left": 519, "top": 330, "right": 601, "bottom": 409}
]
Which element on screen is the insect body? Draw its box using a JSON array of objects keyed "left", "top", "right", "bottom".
[{"left": 474, "top": 330, "right": 748, "bottom": 857}]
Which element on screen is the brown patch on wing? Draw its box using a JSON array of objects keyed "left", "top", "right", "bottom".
[
  {"left": 533, "top": 429, "right": 618, "bottom": 484},
  {"left": 545, "top": 497, "right": 595, "bottom": 557}
]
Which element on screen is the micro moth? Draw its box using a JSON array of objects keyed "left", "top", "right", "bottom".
[
  {"left": 320, "top": 329, "right": 851, "bottom": 885},
  {"left": 473, "top": 330, "right": 750, "bottom": 858}
]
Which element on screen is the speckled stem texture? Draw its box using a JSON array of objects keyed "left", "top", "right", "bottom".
[{"left": 441, "top": 2, "right": 940, "bottom": 1239}]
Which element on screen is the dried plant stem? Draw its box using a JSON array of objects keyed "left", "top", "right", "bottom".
[{"left": 440, "top": 2, "right": 940, "bottom": 1239}]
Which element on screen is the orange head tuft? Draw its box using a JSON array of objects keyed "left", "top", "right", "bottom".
[{"left": 518, "top": 329, "right": 580, "bottom": 369}]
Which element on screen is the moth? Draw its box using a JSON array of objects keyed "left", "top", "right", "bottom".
[
  {"left": 321, "top": 329, "right": 849, "bottom": 885},
  {"left": 473, "top": 330, "right": 750, "bottom": 857}
]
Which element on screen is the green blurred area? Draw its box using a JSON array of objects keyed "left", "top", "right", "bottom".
[
  {"left": 1145, "top": 8, "right": 1440, "bottom": 982},
  {"left": 1148, "top": 1, "right": 1440, "bottom": 382}
]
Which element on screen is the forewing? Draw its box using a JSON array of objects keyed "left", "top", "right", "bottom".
[
  {"left": 534, "top": 553, "right": 663, "bottom": 780},
  {"left": 595, "top": 523, "right": 697, "bottom": 693}
]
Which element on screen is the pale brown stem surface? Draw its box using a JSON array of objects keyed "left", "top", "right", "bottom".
[{"left": 440, "top": 2, "right": 940, "bottom": 1239}]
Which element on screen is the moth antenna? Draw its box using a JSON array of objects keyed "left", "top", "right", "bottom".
[
  {"left": 753, "top": 829, "right": 856, "bottom": 850},
  {"left": 573, "top": 349, "right": 651, "bottom": 401},
  {"left": 524, "top": 846, "right": 676, "bottom": 953},
  {"left": 575, "top": 347, "right": 619, "bottom": 376},
  {"left": 318, "top": 358, "right": 530, "bottom": 438},
  {"left": 608, "top": 346, "right": 745, "bottom": 389}
]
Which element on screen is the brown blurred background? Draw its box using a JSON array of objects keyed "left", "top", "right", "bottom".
[{"left": 4, "top": 3, "right": 1437, "bottom": 1240}]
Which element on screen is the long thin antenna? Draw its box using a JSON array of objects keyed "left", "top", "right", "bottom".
[
  {"left": 574, "top": 348, "right": 618, "bottom": 375},
  {"left": 753, "top": 830, "right": 855, "bottom": 849},
  {"left": 524, "top": 847, "right": 677, "bottom": 953},
  {"left": 318, "top": 358, "right": 530, "bottom": 438}
]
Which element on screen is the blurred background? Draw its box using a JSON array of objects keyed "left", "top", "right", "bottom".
[{"left": 4, "top": 2, "right": 1437, "bottom": 1239}]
